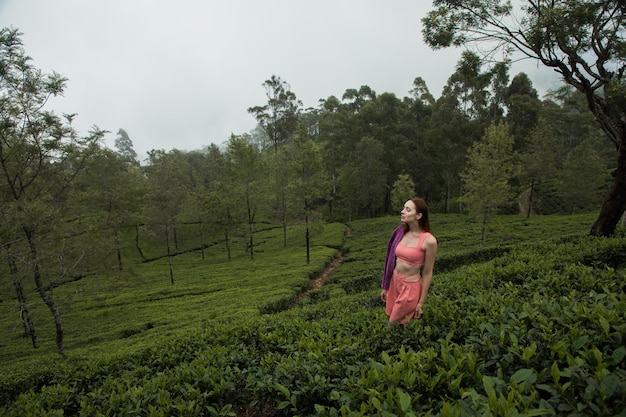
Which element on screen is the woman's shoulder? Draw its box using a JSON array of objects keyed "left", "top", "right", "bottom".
[{"left": 423, "top": 232, "right": 437, "bottom": 245}]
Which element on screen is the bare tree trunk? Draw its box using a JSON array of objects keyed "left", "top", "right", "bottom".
[
  {"left": 14, "top": 281, "right": 38, "bottom": 348},
  {"left": 165, "top": 225, "right": 174, "bottom": 285},
  {"left": 282, "top": 190, "right": 287, "bottom": 248},
  {"left": 224, "top": 208, "right": 232, "bottom": 262},
  {"left": 224, "top": 230, "right": 231, "bottom": 262},
  {"left": 25, "top": 228, "right": 65, "bottom": 356},
  {"left": 7, "top": 247, "right": 37, "bottom": 346},
  {"left": 590, "top": 144, "right": 626, "bottom": 236},
  {"left": 199, "top": 221, "right": 205, "bottom": 260},
  {"left": 480, "top": 213, "right": 486, "bottom": 249},
  {"left": 527, "top": 179, "right": 534, "bottom": 219},
  {"left": 113, "top": 226, "right": 123, "bottom": 271},
  {"left": 135, "top": 224, "right": 146, "bottom": 261},
  {"left": 305, "top": 211, "right": 310, "bottom": 265}
]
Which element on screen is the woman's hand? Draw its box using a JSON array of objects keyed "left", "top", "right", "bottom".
[
  {"left": 380, "top": 289, "right": 387, "bottom": 302},
  {"left": 415, "top": 304, "right": 424, "bottom": 319}
]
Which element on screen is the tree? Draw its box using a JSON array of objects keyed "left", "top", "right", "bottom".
[
  {"left": 519, "top": 88, "right": 609, "bottom": 215},
  {"left": 0, "top": 28, "right": 104, "bottom": 355},
  {"left": 337, "top": 137, "right": 389, "bottom": 219},
  {"left": 248, "top": 75, "right": 302, "bottom": 155},
  {"left": 248, "top": 75, "right": 301, "bottom": 245},
  {"left": 410, "top": 77, "right": 436, "bottom": 106},
  {"left": 114, "top": 128, "right": 139, "bottom": 167},
  {"left": 285, "top": 126, "right": 330, "bottom": 264},
  {"left": 203, "top": 144, "right": 237, "bottom": 261},
  {"left": 446, "top": 51, "right": 492, "bottom": 120},
  {"left": 144, "top": 149, "right": 190, "bottom": 284},
  {"left": 422, "top": 0, "right": 626, "bottom": 236},
  {"left": 390, "top": 174, "right": 416, "bottom": 213},
  {"left": 519, "top": 124, "right": 561, "bottom": 216},
  {"left": 73, "top": 146, "right": 146, "bottom": 271},
  {"left": 559, "top": 140, "right": 609, "bottom": 213},
  {"left": 317, "top": 95, "right": 343, "bottom": 216},
  {"left": 461, "top": 123, "right": 517, "bottom": 247},
  {"left": 505, "top": 73, "right": 541, "bottom": 150},
  {"left": 424, "top": 88, "right": 475, "bottom": 213},
  {"left": 224, "top": 135, "right": 268, "bottom": 260}
]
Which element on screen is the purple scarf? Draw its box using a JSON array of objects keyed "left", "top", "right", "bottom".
[{"left": 381, "top": 226, "right": 405, "bottom": 290}]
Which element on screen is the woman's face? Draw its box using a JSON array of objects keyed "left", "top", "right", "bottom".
[{"left": 400, "top": 200, "right": 420, "bottom": 224}]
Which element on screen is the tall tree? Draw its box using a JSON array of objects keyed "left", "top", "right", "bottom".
[
  {"left": 285, "top": 126, "right": 330, "bottom": 264},
  {"left": 73, "top": 146, "right": 146, "bottom": 271},
  {"left": 390, "top": 174, "right": 417, "bottom": 212},
  {"left": 422, "top": 0, "right": 626, "bottom": 235},
  {"left": 145, "top": 149, "right": 190, "bottom": 284},
  {"left": 317, "top": 95, "right": 343, "bottom": 216},
  {"left": 461, "top": 123, "right": 517, "bottom": 247},
  {"left": 337, "top": 137, "right": 388, "bottom": 219},
  {"left": 248, "top": 75, "right": 301, "bottom": 244},
  {"left": 248, "top": 75, "right": 302, "bottom": 155},
  {"left": 114, "top": 128, "right": 139, "bottom": 167},
  {"left": 425, "top": 89, "right": 474, "bottom": 212},
  {"left": 505, "top": 73, "right": 541, "bottom": 150},
  {"left": 204, "top": 144, "right": 237, "bottom": 261},
  {"left": 0, "top": 28, "right": 104, "bottom": 355},
  {"left": 447, "top": 51, "right": 492, "bottom": 120},
  {"left": 519, "top": 124, "right": 562, "bottom": 216},
  {"left": 559, "top": 140, "right": 608, "bottom": 213},
  {"left": 225, "top": 135, "right": 268, "bottom": 260}
]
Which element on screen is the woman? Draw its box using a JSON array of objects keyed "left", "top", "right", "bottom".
[{"left": 381, "top": 197, "right": 438, "bottom": 324}]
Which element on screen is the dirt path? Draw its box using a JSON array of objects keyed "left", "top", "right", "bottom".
[
  {"left": 299, "top": 226, "right": 351, "bottom": 298},
  {"left": 310, "top": 251, "right": 344, "bottom": 291}
]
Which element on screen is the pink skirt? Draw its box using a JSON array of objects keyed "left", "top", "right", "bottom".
[{"left": 386, "top": 270, "right": 422, "bottom": 324}]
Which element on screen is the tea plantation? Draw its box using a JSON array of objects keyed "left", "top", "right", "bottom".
[{"left": 1, "top": 213, "right": 625, "bottom": 416}]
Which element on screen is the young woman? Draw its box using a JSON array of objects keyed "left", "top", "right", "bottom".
[{"left": 380, "top": 197, "right": 438, "bottom": 324}]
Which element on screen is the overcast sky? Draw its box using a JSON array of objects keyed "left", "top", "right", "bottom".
[{"left": 1, "top": 0, "right": 561, "bottom": 161}]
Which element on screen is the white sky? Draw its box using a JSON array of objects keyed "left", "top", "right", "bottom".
[{"left": 1, "top": 0, "right": 561, "bottom": 162}]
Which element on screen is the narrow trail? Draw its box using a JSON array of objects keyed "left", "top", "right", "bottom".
[
  {"left": 310, "top": 252, "right": 344, "bottom": 291},
  {"left": 299, "top": 226, "right": 351, "bottom": 299}
]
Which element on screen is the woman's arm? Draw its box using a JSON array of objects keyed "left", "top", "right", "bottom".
[{"left": 415, "top": 235, "right": 438, "bottom": 318}]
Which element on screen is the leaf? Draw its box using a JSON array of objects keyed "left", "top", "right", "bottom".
[
  {"left": 550, "top": 362, "right": 560, "bottom": 384},
  {"left": 482, "top": 375, "right": 496, "bottom": 402},
  {"left": 598, "top": 316, "right": 610, "bottom": 335},
  {"left": 511, "top": 368, "right": 537, "bottom": 385},
  {"left": 610, "top": 346, "right": 626, "bottom": 366},
  {"left": 397, "top": 389, "right": 411, "bottom": 412},
  {"left": 600, "top": 373, "right": 621, "bottom": 397},
  {"left": 275, "top": 382, "right": 290, "bottom": 398},
  {"left": 522, "top": 342, "right": 537, "bottom": 362},
  {"left": 572, "top": 335, "right": 590, "bottom": 350}
]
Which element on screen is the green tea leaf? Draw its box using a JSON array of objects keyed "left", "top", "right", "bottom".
[
  {"left": 550, "top": 362, "right": 560, "bottom": 384},
  {"left": 511, "top": 368, "right": 537, "bottom": 385},
  {"left": 598, "top": 316, "right": 610, "bottom": 335}
]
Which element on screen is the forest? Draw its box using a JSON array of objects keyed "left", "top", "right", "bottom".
[{"left": 1, "top": 1, "right": 626, "bottom": 414}]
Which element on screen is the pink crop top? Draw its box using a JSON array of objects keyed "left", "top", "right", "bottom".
[{"left": 395, "top": 233, "right": 429, "bottom": 266}]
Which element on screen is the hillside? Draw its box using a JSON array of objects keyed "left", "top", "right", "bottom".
[{"left": 1, "top": 213, "right": 625, "bottom": 416}]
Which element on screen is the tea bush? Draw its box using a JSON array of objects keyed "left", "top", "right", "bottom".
[{"left": 2, "top": 214, "right": 625, "bottom": 416}]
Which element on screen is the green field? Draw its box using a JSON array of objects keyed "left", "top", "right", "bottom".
[{"left": 2, "top": 212, "right": 625, "bottom": 416}]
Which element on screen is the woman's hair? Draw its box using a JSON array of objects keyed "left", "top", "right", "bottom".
[{"left": 403, "top": 197, "right": 431, "bottom": 233}]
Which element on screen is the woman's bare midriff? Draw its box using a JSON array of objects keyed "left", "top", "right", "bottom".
[{"left": 395, "top": 259, "right": 421, "bottom": 281}]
